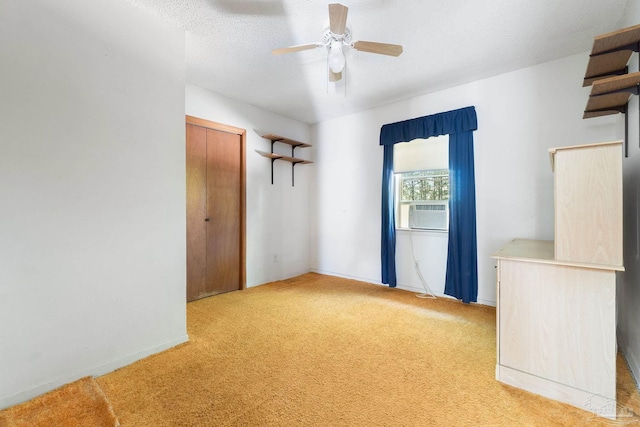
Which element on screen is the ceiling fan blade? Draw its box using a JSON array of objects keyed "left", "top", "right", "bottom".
[
  {"left": 329, "top": 3, "right": 348, "bottom": 35},
  {"left": 353, "top": 41, "right": 403, "bottom": 57},
  {"left": 329, "top": 70, "right": 342, "bottom": 82},
  {"left": 272, "top": 43, "right": 321, "bottom": 55}
]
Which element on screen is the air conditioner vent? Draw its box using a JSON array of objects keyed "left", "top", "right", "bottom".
[{"left": 408, "top": 202, "right": 448, "bottom": 230}]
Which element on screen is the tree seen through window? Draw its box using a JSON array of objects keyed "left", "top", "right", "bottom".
[{"left": 400, "top": 170, "right": 449, "bottom": 202}]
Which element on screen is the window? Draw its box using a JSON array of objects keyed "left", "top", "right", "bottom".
[
  {"left": 393, "top": 136, "right": 449, "bottom": 230},
  {"left": 399, "top": 170, "right": 449, "bottom": 201}
]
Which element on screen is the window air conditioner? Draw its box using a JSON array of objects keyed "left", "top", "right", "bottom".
[{"left": 408, "top": 202, "right": 448, "bottom": 230}]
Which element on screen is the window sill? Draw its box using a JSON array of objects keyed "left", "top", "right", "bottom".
[{"left": 396, "top": 228, "right": 448, "bottom": 235}]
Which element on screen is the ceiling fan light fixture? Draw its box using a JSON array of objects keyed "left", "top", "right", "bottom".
[
  {"left": 328, "top": 42, "right": 345, "bottom": 73},
  {"left": 271, "top": 3, "right": 403, "bottom": 84}
]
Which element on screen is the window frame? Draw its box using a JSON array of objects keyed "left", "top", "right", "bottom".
[{"left": 394, "top": 168, "right": 450, "bottom": 232}]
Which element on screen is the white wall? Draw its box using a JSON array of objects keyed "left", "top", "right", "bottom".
[
  {"left": 0, "top": 0, "right": 187, "bottom": 408},
  {"left": 186, "top": 85, "right": 313, "bottom": 286},
  {"left": 312, "top": 52, "right": 619, "bottom": 305},
  {"left": 618, "top": 1, "right": 640, "bottom": 389}
]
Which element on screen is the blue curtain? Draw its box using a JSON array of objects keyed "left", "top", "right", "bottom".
[
  {"left": 379, "top": 106, "right": 478, "bottom": 303},
  {"left": 381, "top": 145, "right": 396, "bottom": 287},
  {"left": 444, "top": 131, "right": 478, "bottom": 303}
]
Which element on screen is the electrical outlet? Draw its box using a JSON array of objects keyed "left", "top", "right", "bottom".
[{"left": 272, "top": 255, "right": 278, "bottom": 263}]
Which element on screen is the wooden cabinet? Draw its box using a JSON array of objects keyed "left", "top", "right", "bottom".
[{"left": 492, "top": 141, "right": 624, "bottom": 419}]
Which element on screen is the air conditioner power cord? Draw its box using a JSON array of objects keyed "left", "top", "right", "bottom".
[{"left": 409, "top": 231, "right": 437, "bottom": 299}]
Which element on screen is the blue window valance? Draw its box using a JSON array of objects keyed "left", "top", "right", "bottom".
[{"left": 379, "top": 106, "right": 478, "bottom": 145}]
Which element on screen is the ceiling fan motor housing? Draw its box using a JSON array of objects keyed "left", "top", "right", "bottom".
[{"left": 323, "top": 25, "right": 352, "bottom": 47}]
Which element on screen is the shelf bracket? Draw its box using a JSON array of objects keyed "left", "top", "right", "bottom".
[
  {"left": 589, "top": 84, "right": 639, "bottom": 158},
  {"left": 585, "top": 104, "right": 629, "bottom": 157},
  {"left": 270, "top": 140, "right": 276, "bottom": 185},
  {"left": 584, "top": 106, "right": 627, "bottom": 114},
  {"left": 290, "top": 145, "right": 297, "bottom": 187},
  {"left": 590, "top": 85, "right": 640, "bottom": 98},
  {"left": 270, "top": 158, "right": 276, "bottom": 184},
  {"left": 292, "top": 162, "right": 296, "bottom": 186},
  {"left": 585, "top": 66, "right": 628, "bottom": 84}
]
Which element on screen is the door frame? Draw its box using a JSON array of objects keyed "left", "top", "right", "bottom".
[{"left": 186, "top": 115, "right": 246, "bottom": 291}]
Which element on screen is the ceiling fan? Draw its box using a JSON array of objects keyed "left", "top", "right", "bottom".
[{"left": 272, "top": 3, "right": 403, "bottom": 82}]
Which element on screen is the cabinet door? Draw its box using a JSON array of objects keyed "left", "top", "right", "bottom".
[
  {"left": 499, "top": 259, "right": 616, "bottom": 399},
  {"left": 554, "top": 142, "right": 622, "bottom": 266}
]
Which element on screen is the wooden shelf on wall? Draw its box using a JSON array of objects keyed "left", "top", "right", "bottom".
[
  {"left": 584, "top": 24, "right": 640, "bottom": 86},
  {"left": 584, "top": 51, "right": 632, "bottom": 87},
  {"left": 583, "top": 72, "right": 640, "bottom": 118},
  {"left": 256, "top": 133, "right": 312, "bottom": 186},
  {"left": 583, "top": 24, "right": 640, "bottom": 157},
  {"left": 255, "top": 150, "right": 313, "bottom": 165},
  {"left": 260, "top": 134, "right": 312, "bottom": 149}
]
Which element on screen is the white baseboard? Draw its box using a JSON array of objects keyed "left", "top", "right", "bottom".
[
  {"left": 311, "top": 269, "right": 496, "bottom": 307},
  {"left": 91, "top": 334, "right": 189, "bottom": 377},
  {"left": 476, "top": 297, "right": 497, "bottom": 307},
  {"left": 496, "top": 364, "right": 618, "bottom": 420},
  {"left": 392, "top": 283, "right": 497, "bottom": 307},
  {"left": 310, "top": 269, "right": 383, "bottom": 286},
  {"left": 0, "top": 334, "right": 189, "bottom": 410}
]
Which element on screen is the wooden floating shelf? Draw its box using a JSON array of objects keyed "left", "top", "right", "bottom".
[
  {"left": 255, "top": 150, "right": 281, "bottom": 160},
  {"left": 584, "top": 72, "right": 640, "bottom": 119},
  {"left": 255, "top": 149, "right": 313, "bottom": 165},
  {"left": 279, "top": 156, "right": 313, "bottom": 165},
  {"left": 261, "top": 134, "right": 311, "bottom": 148},
  {"left": 584, "top": 51, "right": 631, "bottom": 86},
  {"left": 582, "top": 24, "right": 640, "bottom": 157},
  {"left": 591, "top": 23, "right": 640, "bottom": 55},
  {"left": 257, "top": 133, "right": 312, "bottom": 186},
  {"left": 584, "top": 24, "right": 640, "bottom": 86}
]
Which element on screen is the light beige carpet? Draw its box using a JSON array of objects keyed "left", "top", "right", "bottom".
[
  {"left": 94, "top": 273, "right": 640, "bottom": 426},
  {"left": 0, "top": 377, "right": 119, "bottom": 427}
]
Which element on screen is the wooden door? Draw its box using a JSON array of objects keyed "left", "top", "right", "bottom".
[
  {"left": 186, "top": 123, "right": 207, "bottom": 300},
  {"left": 205, "top": 128, "right": 241, "bottom": 294},
  {"left": 186, "top": 116, "right": 246, "bottom": 301}
]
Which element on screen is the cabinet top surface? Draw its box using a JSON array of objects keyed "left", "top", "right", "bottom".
[
  {"left": 492, "top": 239, "right": 624, "bottom": 271},
  {"left": 548, "top": 140, "right": 622, "bottom": 154},
  {"left": 548, "top": 140, "right": 622, "bottom": 171},
  {"left": 491, "top": 239, "right": 554, "bottom": 261}
]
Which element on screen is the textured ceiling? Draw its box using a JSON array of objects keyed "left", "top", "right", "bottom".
[{"left": 124, "top": 0, "right": 631, "bottom": 124}]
